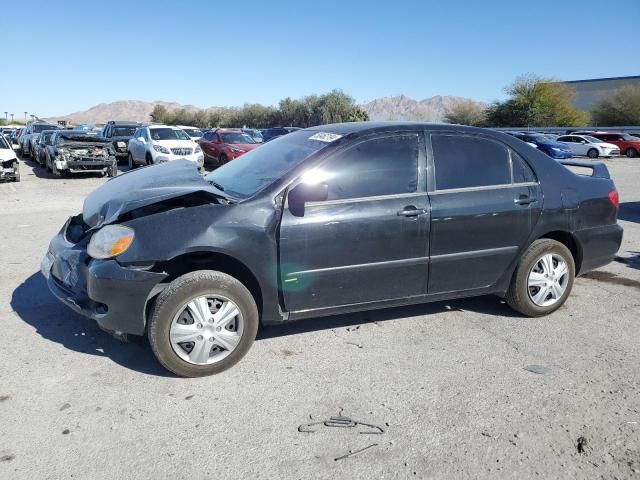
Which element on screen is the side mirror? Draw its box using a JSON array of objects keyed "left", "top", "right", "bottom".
[
  {"left": 580, "top": 140, "right": 587, "bottom": 144},
  {"left": 137, "top": 136, "right": 146, "bottom": 143},
  {"left": 288, "top": 182, "right": 329, "bottom": 216}
]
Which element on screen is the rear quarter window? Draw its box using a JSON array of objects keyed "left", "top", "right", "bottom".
[{"left": 431, "top": 134, "right": 511, "bottom": 190}]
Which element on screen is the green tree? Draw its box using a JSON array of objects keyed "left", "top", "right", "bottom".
[
  {"left": 592, "top": 86, "right": 640, "bottom": 126},
  {"left": 485, "top": 74, "right": 589, "bottom": 127},
  {"left": 347, "top": 106, "right": 370, "bottom": 122},
  {"left": 444, "top": 100, "right": 487, "bottom": 126},
  {"left": 150, "top": 105, "right": 170, "bottom": 123}
]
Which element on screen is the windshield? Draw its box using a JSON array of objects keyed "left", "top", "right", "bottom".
[
  {"left": 221, "top": 133, "right": 256, "bottom": 144},
  {"left": 33, "top": 124, "right": 56, "bottom": 133},
  {"left": 43, "top": 132, "right": 55, "bottom": 143},
  {"left": 150, "top": 128, "right": 190, "bottom": 141},
  {"left": 205, "top": 130, "right": 331, "bottom": 199},
  {"left": 113, "top": 127, "right": 137, "bottom": 136},
  {"left": 622, "top": 134, "right": 638, "bottom": 141},
  {"left": 583, "top": 135, "right": 601, "bottom": 143},
  {"left": 0, "top": 136, "right": 9, "bottom": 149},
  {"left": 182, "top": 129, "right": 203, "bottom": 138}
]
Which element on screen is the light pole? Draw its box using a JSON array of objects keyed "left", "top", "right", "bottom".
[
  {"left": 3, "top": 112, "right": 6, "bottom": 122},
  {"left": 24, "top": 112, "right": 27, "bottom": 123},
  {"left": 10, "top": 113, "right": 14, "bottom": 123}
]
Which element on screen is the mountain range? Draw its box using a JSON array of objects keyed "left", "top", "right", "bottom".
[{"left": 47, "top": 95, "right": 486, "bottom": 124}]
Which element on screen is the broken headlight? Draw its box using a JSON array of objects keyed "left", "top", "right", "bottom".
[{"left": 87, "top": 225, "right": 135, "bottom": 259}]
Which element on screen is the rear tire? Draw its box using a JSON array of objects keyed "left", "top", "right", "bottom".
[
  {"left": 626, "top": 148, "right": 638, "bottom": 158},
  {"left": 148, "top": 270, "right": 259, "bottom": 377},
  {"left": 505, "top": 239, "right": 575, "bottom": 317},
  {"left": 587, "top": 148, "right": 598, "bottom": 159}
]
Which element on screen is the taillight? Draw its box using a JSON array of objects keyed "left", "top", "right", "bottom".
[{"left": 608, "top": 190, "right": 619, "bottom": 209}]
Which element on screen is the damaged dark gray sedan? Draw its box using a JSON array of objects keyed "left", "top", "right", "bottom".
[{"left": 41, "top": 123, "right": 623, "bottom": 377}]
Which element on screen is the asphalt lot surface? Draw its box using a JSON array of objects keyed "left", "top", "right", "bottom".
[{"left": 1, "top": 155, "right": 639, "bottom": 479}]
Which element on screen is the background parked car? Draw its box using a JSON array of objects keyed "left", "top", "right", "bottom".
[
  {"left": 573, "top": 131, "right": 640, "bottom": 158},
  {"left": 242, "top": 128, "right": 263, "bottom": 143},
  {"left": 33, "top": 130, "right": 58, "bottom": 166},
  {"left": 19, "top": 122, "right": 58, "bottom": 157},
  {"left": 127, "top": 125, "right": 204, "bottom": 170},
  {"left": 0, "top": 134, "right": 20, "bottom": 182},
  {"left": 507, "top": 132, "right": 573, "bottom": 159},
  {"left": 261, "top": 126, "right": 300, "bottom": 142},
  {"left": 45, "top": 130, "right": 117, "bottom": 178},
  {"left": 198, "top": 128, "right": 259, "bottom": 167},
  {"left": 101, "top": 121, "right": 142, "bottom": 164},
  {"left": 11, "top": 128, "right": 22, "bottom": 144},
  {"left": 176, "top": 125, "right": 204, "bottom": 140},
  {"left": 556, "top": 135, "right": 620, "bottom": 158}
]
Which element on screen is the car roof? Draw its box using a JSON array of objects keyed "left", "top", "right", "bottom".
[
  {"left": 108, "top": 121, "right": 141, "bottom": 126},
  {"left": 175, "top": 125, "right": 201, "bottom": 129},
  {"left": 148, "top": 124, "right": 181, "bottom": 129},
  {"left": 214, "top": 128, "right": 244, "bottom": 133}
]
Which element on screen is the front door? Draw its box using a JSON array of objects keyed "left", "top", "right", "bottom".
[
  {"left": 427, "top": 133, "right": 540, "bottom": 294},
  {"left": 279, "top": 132, "right": 430, "bottom": 312}
]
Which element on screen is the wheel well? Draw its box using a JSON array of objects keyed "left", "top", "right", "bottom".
[
  {"left": 152, "top": 252, "right": 263, "bottom": 316},
  {"left": 539, "top": 231, "right": 582, "bottom": 273}
]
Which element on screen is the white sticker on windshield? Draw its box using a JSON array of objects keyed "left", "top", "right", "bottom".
[{"left": 308, "top": 132, "right": 342, "bottom": 143}]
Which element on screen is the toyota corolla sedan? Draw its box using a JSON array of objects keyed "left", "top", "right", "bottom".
[{"left": 42, "top": 123, "right": 623, "bottom": 377}]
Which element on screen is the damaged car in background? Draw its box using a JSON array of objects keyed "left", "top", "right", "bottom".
[
  {"left": 45, "top": 131, "right": 117, "bottom": 178},
  {"left": 41, "top": 123, "right": 623, "bottom": 377},
  {"left": 0, "top": 134, "right": 20, "bottom": 182}
]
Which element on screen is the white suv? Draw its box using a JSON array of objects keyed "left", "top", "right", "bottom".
[{"left": 127, "top": 125, "right": 204, "bottom": 169}]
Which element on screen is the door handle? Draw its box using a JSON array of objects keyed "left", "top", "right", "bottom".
[
  {"left": 397, "top": 206, "right": 427, "bottom": 217},
  {"left": 514, "top": 194, "right": 535, "bottom": 205}
]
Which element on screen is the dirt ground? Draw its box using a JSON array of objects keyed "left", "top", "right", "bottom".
[{"left": 1, "top": 156, "right": 639, "bottom": 479}]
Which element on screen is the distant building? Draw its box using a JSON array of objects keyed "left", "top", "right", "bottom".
[{"left": 563, "top": 75, "right": 640, "bottom": 111}]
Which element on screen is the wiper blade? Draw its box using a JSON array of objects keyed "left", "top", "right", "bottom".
[{"left": 209, "top": 180, "right": 225, "bottom": 191}]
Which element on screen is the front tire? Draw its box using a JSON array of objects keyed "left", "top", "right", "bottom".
[
  {"left": 107, "top": 161, "right": 117, "bottom": 178},
  {"left": 148, "top": 270, "right": 259, "bottom": 377},
  {"left": 587, "top": 148, "right": 598, "bottom": 159},
  {"left": 218, "top": 154, "right": 228, "bottom": 166},
  {"left": 505, "top": 239, "right": 575, "bottom": 317}
]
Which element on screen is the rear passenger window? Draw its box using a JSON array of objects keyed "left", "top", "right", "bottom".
[
  {"left": 512, "top": 152, "right": 537, "bottom": 183},
  {"left": 320, "top": 134, "right": 419, "bottom": 200},
  {"left": 432, "top": 135, "right": 510, "bottom": 190}
]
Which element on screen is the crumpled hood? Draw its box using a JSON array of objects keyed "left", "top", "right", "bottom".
[{"left": 82, "top": 160, "right": 221, "bottom": 228}]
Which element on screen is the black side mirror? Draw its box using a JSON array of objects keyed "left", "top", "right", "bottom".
[{"left": 288, "top": 182, "right": 328, "bottom": 216}]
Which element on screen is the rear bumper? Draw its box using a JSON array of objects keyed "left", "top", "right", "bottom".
[
  {"left": 42, "top": 221, "right": 166, "bottom": 335},
  {"left": 575, "top": 223, "right": 623, "bottom": 274}
]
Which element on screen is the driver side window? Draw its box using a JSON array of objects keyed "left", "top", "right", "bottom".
[{"left": 316, "top": 134, "right": 419, "bottom": 201}]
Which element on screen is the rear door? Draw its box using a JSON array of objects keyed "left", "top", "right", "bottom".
[
  {"left": 427, "top": 133, "right": 540, "bottom": 293},
  {"left": 279, "top": 132, "right": 430, "bottom": 312}
]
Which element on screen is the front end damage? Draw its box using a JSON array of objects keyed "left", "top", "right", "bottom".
[
  {"left": 42, "top": 161, "right": 228, "bottom": 337},
  {"left": 55, "top": 141, "right": 116, "bottom": 174},
  {"left": 0, "top": 158, "right": 20, "bottom": 182},
  {"left": 41, "top": 214, "right": 167, "bottom": 336}
]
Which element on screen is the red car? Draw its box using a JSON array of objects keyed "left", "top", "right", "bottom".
[
  {"left": 579, "top": 131, "right": 640, "bottom": 158},
  {"left": 198, "top": 129, "right": 259, "bottom": 167}
]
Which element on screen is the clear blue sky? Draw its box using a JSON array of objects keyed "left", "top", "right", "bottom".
[{"left": 2, "top": 0, "right": 639, "bottom": 118}]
